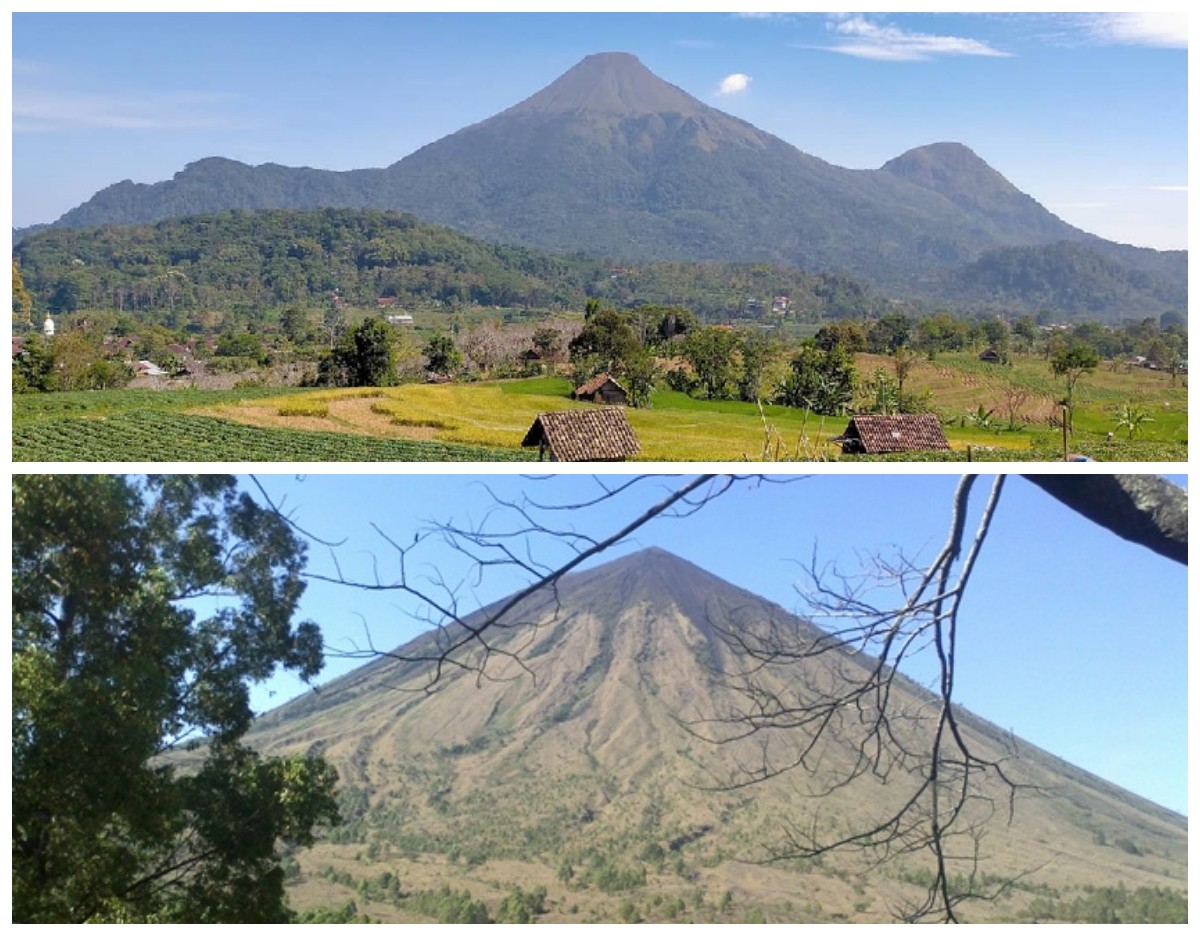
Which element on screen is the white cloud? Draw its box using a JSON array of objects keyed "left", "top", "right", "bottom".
[
  {"left": 819, "top": 15, "right": 1012, "bottom": 62},
  {"left": 715, "top": 73, "right": 752, "bottom": 96},
  {"left": 1084, "top": 13, "right": 1187, "bottom": 49},
  {"left": 1148, "top": 185, "right": 1188, "bottom": 193}
]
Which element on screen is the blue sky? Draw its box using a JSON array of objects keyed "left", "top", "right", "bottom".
[
  {"left": 11, "top": 11, "right": 1187, "bottom": 249},
  {"left": 241, "top": 472, "right": 1188, "bottom": 817}
]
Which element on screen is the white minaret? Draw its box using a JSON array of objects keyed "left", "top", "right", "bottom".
[{"left": 42, "top": 315, "right": 55, "bottom": 338}]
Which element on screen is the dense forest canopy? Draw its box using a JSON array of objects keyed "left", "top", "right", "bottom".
[
  {"left": 13, "top": 209, "right": 886, "bottom": 323},
  {"left": 13, "top": 208, "right": 1185, "bottom": 326}
]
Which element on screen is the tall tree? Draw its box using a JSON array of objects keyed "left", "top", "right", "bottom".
[
  {"left": 1050, "top": 341, "right": 1100, "bottom": 428},
  {"left": 680, "top": 326, "right": 739, "bottom": 400},
  {"left": 568, "top": 308, "right": 641, "bottom": 377},
  {"left": 12, "top": 475, "right": 338, "bottom": 923},
  {"left": 319, "top": 318, "right": 395, "bottom": 387}
]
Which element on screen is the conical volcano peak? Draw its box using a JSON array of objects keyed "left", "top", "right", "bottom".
[{"left": 503, "top": 51, "right": 707, "bottom": 118}]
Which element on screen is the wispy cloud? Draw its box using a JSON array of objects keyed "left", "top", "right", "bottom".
[
  {"left": 815, "top": 15, "right": 1012, "bottom": 62},
  {"left": 1083, "top": 13, "right": 1187, "bottom": 49},
  {"left": 1149, "top": 185, "right": 1187, "bottom": 193},
  {"left": 715, "top": 73, "right": 752, "bottom": 96},
  {"left": 13, "top": 86, "right": 237, "bottom": 134}
]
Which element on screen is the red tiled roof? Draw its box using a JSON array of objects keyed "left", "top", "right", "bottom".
[
  {"left": 522, "top": 409, "right": 640, "bottom": 461},
  {"left": 836, "top": 414, "right": 950, "bottom": 454}
]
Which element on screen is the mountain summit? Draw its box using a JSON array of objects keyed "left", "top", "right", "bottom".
[
  {"left": 38, "top": 53, "right": 1183, "bottom": 302},
  {"left": 503, "top": 52, "right": 706, "bottom": 117},
  {"left": 250, "top": 547, "right": 1185, "bottom": 923}
]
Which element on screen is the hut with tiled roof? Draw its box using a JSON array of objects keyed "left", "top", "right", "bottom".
[
  {"left": 834, "top": 413, "right": 950, "bottom": 455},
  {"left": 522, "top": 409, "right": 640, "bottom": 462},
  {"left": 573, "top": 373, "right": 628, "bottom": 405}
]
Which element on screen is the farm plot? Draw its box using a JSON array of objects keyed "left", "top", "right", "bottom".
[{"left": 13, "top": 410, "right": 536, "bottom": 463}]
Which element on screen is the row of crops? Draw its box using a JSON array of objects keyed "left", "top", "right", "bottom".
[{"left": 13, "top": 411, "right": 537, "bottom": 463}]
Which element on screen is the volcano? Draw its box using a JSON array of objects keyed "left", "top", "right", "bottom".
[
  {"left": 35, "top": 52, "right": 1186, "bottom": 304},
  {"left": 247, "top": 548, "right": 1186, "bottom": 923}
]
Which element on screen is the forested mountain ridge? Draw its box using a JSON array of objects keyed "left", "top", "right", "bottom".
[
  {"left": 12, "top": 208, "right": 884, "bottom": 320},
  {"left": 19, "top": 52, "right": 1184, "bottom": 310},
  {"left": 13, "top": 206, "right": 1183, "bottom": 323}
]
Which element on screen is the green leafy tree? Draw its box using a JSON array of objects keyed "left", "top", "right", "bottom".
[
  {"left": 621, "top": 348, "right": 661, "bottom": 408},
  {"left": 531, "top": 325, "right": 563, "bottom": 362},
  {"left": 776, "top": 343, "right": 857, "bottom": 416},
  {"left": 12, "top": 475, "right": 338, "bottom": 923},
  {"left": 1050, "top": 342, "right": 1100, "bottom": 426},
  {"left": 568, "top": 308, "right": 642, "bottom": 376},
  {"left": 977, "top": 317, "right": 1011, "bottom": 361},
  {"left": 320, "top": 318, "right": 395, "bottom": 387},
  {"left": 680, "top": 326, "right": 740, "bottom": 400},
  {"left": 814, "top": 320, "right": 867, "bottom": 354},
  {"left": 48, "top": 276, "right": 83, "bottom": 314},
  {"left": 915, "top": 312, "right": 970, "bottom": 358},
  {"left": 423, "top": 333, "right": 463, "bottom": 377},
  {"left": 12, "top": 334, "right": 56, "bottom": 393},
  {"left": 280, "top": 307, "right": 312, "bottom": 345},
  {"left": 866, "top": 312, "right": 912, "bottom": 354},
  {"left": 737, "top": 331, "right": 777, "bottom": 402}
]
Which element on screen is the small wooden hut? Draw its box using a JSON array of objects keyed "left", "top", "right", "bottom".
[
  {"left": 573, "top": 373, "right": 628, "bottom": 405},
  {"left": 834, "top": 413, "right": 950, "bottom": 455},
  {"left": 522, "top": 409, "right": 640, "bottom": 462}
]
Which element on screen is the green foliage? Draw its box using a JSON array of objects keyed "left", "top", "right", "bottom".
[
  {"left": 13, "top": 331, "right": 133, "bottom": 393},
  {"left": 950, "top": 241, "right": 1186, "bottom": 319},
  {"left": 1114, "top": 401, "right": 1154, "bottom": 439},
  {"left": 494, "top": 886, "right": 547, "bottom": 923},
  {"left": 577, "top": 853, "right": 647, "bottom": 893},
  {"left": 1027, "top": 885, "right": 1186, "bottom": 923},
  {"left": 775, "top": 343, "right": 857, "bottom": 415},
  {"left": 13, "top": 258, "right": 33, "bottom": 322},
  {"left": 402, "top": 886, "right": 491, "bottom": 923},
  {"left": 569, "top": 308, "right": 642, "bottom": 376},
  {"left": 13, "top": 408, "right": 536, "bottom": 462},
  {"left": 215, "top": 331, "right": 267, "bottom": 361},
  {"left": 294, "top": 900, "right": 371, "bottom": 923},
  {"left": 866, "top": 313, "right": 912, "bottom": 354},
  {"left": 319, "top": 319, "right": 395, "bottom": 387},
  {"left": 11, "top": 475, "right": 339, "bottom": 922},
  {"left": 423, "top": 333, "right": 463, "bottom": 376},
  {"left": 621, "top": 348, "right": 662, "bottom": 408},
  {"left": 679, "top": 326, "right": 740, "bottom": 400},
  {"left": 618, "top": 899, "right": 642, "bottom": 923}
]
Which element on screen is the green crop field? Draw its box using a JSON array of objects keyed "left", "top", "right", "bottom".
[
  {"left": 12, "top": 356, "right": 1187, "bottom": 463},
  {"left": 13, "top": 409, "right": 536, "bottom": 463}
]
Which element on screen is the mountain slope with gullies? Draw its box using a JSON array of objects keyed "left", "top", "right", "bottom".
[
  {"left": 32, "top": 52, "right": 1184, "bottom": 312},
  {"left": 248, "top": 548, "right": 1187, "bottom": 923}
]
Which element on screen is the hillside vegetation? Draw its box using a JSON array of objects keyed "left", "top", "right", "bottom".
[{"left": 14, "top": 209, "right": 882, "bottom": 321}]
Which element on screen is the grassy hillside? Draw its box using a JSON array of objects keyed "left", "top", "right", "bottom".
[{"left": 244, "top": 550, "right": 1186, "bottom": 924}]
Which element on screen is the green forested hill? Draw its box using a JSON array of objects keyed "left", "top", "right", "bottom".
[
  {"left": 13, "top": 208, "right": 886, "bottom": 320},
  {"left": 939, "top": 241, "right": 1187, "bottom": 318}
]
